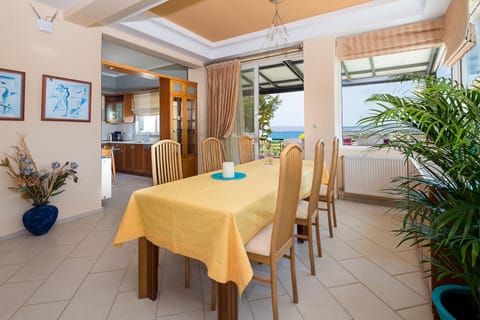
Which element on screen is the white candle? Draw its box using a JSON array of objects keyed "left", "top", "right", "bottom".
[{"left": 222, "top": 162, "right": 234, "bottom": 178}]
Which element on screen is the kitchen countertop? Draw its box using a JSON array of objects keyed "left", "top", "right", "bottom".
[{"left": 101, "top": 140, "right": 157, "bottom": 145}]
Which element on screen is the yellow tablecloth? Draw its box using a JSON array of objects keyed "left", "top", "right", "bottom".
[{"left": 114, "top": 159, "right": 327, "bottom": 293}]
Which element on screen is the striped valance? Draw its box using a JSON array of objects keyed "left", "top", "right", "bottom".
[{"left": 336, "top": 18, "right": 444, "bottom": 60}]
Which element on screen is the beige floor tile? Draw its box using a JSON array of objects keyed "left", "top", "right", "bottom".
[
  {"left": 395, "top": 249, "right": 421, "bottom": 267},
  {"left": 397, "top": 304, "right": 434, "bottom": 320},
  {"left": 0, "top": 243, "right": 44, "bottom": 266},
  {"left": 8, "top": 245, "right": 75, "bottom": 283},
  {"left": 69, "top": 230, "right": 115, "bottom": 258},
  {"left": 43, "top": 221, "right": 98, "bottom": 246},
  {"left": 157, "top": 309, "right": 204, "bottom": 320},
  {"left": 333, "top": 222, "right": 366, "bottom": 241},
  {"left": 59, "top": 270, "right": 124, "bottom": 320},
  {"left": 299, "top": 251, "right": 358, "bottom": 288},
  {"left": 340, "top": 258, "right": 426, "bottom": 309},
  {"left": 345, "top": 239, "right": 418, "bottom": 275},
  {"left": 321, "top": 236, "right": 362, "bottom": 261},
  {"left": 292, "top": 271, "right": 352, "bottom": 320},
  {"left": 353, "top": 225, "right": 404, "bottom": 250},
  {"left": 395, "top": 271, "right": 430, "bottom": 300},
  {"left": 91, "top": 239, "right": 136, "bottom": 273},
  {"left": 249, "top": 295, "right": 303, "bottom": 320},
  {"left": 0, "top": 264, "right": 22, "bottom": 285},
  {"left": 108, "top": 290, "right": 158, "bottom": 320},
  {"left": 156, "top": 262, "right": 203, "bottom": 317},
  {"left": 27, "top": 256, "right": 96, "bottom": 305},
  {"left": 10, "top": 301, "right": 68, "bottom": 320},
  {"left": 0, "top": 281, "right": 43, "bottom": 320},
  {"left": 330, "top": 283, "right": 403, "bottom": 320},
  {"left": 118, "top": 248, "right": 139, "bottom": 293}
]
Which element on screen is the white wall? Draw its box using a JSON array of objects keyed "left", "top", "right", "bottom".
[
  {"left": 0, "top": 0, "right": 103, "bottom": 237},
  {"left": 303, "top": 36, "right": 340, "bottom": 163},
  {"left": 188, "top": 68, "right": 208, "bottom": 173}
]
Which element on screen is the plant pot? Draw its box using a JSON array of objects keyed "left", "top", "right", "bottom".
[
  {"left": 432, "top": 284, "right": 479, "bottom": 320},
  {"left": 22, "top": 203, "right": 58, "bottom": 236}
]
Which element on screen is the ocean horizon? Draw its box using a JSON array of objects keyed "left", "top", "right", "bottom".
[{"left": 270, "top": 130, "right": 303, "bottom": 140}]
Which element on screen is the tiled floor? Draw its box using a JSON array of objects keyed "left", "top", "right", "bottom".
[{"left": 0, "top": 173, "right": 433, "bottom": 320}]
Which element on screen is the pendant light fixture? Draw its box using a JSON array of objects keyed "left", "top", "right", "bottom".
[{"left": 261, "top": 0, "right": 289, "bottom": 50}]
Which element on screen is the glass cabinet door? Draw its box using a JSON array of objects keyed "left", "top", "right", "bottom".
[
  {"left": 172, "top": 96, "right": 183, "bottom": 144},
  {"left": 186, "top": 97, "right": 196, "bottom": 155}
]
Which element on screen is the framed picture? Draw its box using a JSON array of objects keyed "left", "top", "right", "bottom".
[
  {"left": 42, "top": 75, "right": 91, "bottom": 122},
  {"left": 0, "top": 68, "right": 25, "bottom": 121}
]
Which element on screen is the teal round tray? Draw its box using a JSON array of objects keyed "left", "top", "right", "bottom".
[{"left": 211, "top": 172, "right": 247, "bottom": 180}]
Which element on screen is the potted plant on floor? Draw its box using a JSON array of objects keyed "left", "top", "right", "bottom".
[
  {"left": 358, "top": 74, "right": 480, "bottom": 319},
  {"left": 1, "top": 136, "right": 79, "bottom": 235}
]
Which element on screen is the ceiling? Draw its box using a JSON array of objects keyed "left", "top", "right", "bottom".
[
  {"left": 34, "top": 0, "right": 451, "bottom": 64},
  {"left": 149, "top": 0, "right": 372, "bottom": 42}
]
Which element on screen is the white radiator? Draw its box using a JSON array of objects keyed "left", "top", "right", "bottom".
[{"left": 339, "top": 155, "right": 406, "bottom": 198}]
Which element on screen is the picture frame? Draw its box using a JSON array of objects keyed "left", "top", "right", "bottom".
[
  {"left": 0, "top": 68, "right": 25, "bottom": 121},
  {"left": 42, "top": 75, "right": 91, "bottom": 122}
]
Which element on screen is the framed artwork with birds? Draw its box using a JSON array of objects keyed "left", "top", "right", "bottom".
[
  {"left": 0, "top": 68, "right": 25, "bottom": 121},
  {"left": 41, "top": 75, "right": 91, "bottom": 122}
]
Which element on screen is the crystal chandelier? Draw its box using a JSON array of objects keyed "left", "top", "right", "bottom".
[{"left": 261, "top": 0, "right": 288, "bottom": 50}]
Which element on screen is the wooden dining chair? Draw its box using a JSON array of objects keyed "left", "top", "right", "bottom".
[
  {"left": 238, "top": 134, "right": 254, "bottom": 164},
  {"left": 319, "top": 136, "right": 339, "bottom": 238},
  {"left": 295, "top": 140, "right": 325, "bottom": 276},
  {"left": 101, "top": 147, "right": 116, "bottom": 184},
  {"left": 245, "top": 144, "right": 303, "bottom": 320},
  {"left": 151, "top": 139, "right": 183, "bottom": 185},
  {"left": 202, "top": 137, "right": 225, "bottom": 173}
]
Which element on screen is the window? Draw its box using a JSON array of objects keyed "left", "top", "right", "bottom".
[
  {"left": 135, "top": 115, "right": 159, "bottom": 135},
  {"left": 341, "top": 47, "right": 444, "bottom": 146},
  {"left": 461, "top": 16, "right": 480, "bottom": 86}
]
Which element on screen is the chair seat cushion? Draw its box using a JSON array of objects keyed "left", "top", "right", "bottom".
[
  {"left": 245, "top": 224, "right": 272, "bottom": 256},
  {"left": 319, "top": 184, "right": 327, "bottom": 196},
  {"left": 296, "top": 200, "right": 309, "bottom": 220}
]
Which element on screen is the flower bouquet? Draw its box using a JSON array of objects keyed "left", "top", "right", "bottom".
[{"left": 1, "top": 136, "right": 78, "bottom": 205}]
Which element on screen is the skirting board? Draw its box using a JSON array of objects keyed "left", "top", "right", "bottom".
[{"left": 0, "top": 207, "right": 104, "bottom": 240}]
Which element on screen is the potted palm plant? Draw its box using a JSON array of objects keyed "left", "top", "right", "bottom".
[{"left": 358, "top": 74, "right": 480, "bottom": 319}]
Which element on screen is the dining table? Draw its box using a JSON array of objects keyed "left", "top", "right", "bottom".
[{"left": 113, "top": 158, "right": 328, "bottom": 320}]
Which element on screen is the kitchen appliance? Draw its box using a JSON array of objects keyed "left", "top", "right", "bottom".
[{"left": 112, "top": 131, "right": 123, "bottom": 141}]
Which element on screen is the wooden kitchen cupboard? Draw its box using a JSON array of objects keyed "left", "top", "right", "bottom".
[
  {"left": 159, "top": 77, "right": 198, "bottom": 178},
  {"left": 103, "top": 94, "right": 134, "bottom": 124}
]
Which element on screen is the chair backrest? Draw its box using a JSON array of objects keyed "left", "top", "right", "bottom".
[
  {"left": 202, "top": 137, "right": 225, "bottom": 173},
  {"left": 307, "top": 140, "right": 325, "bottom": 218},
  {"left": 238, "top": 135, "right": 254, "bottom": 164},
  {"left": 101, "top": 148, "right": 112, "bottom": 158},
  {"left": 326, "top": 136, "right": 339, "bottom": 197},
  {"left": 270, "top": 144, "right": 303, "bottom": 257},
  {"left": 151, "top": 139, "right": 183, "bottom": 185}
]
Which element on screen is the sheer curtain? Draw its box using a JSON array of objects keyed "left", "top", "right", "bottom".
[{"left": 224, "top": 85, "right": 245, "bottom": 163}]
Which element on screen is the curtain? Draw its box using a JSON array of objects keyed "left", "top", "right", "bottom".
[
  {"left": 133, "top": 92, "right": 159, "bottom": 116},
  {"left": 443, "top": 0, "right": 477, "bottom": 66},
  {"left": 336, "top": 18, "right": 444, "bottom": 60},
  {"left": 206, "top": 60, "right": 241, "bottom": 140},
  {"left": 224, "top": 84, "right": 245, "bottom": 164}
]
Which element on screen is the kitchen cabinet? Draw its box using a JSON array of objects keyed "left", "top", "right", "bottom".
[
  {"left": 160, "top": 78, "right": 198, "bottom": 177},
  {"left": 104, "top": 95, "right": 123, "bottom": 123},
  {"left": 102, "top": 143, "right": 152, "bottom": 177},
  {"left": 104, "top": 94, "right": 135, "bottom": 124},
  {"left": 123, "top": 93, "right": 135, "bottom": 123}
]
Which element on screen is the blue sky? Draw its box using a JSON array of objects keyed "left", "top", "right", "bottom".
[{"left": 270, "top": 91, "right": 304, "bottom": 129}]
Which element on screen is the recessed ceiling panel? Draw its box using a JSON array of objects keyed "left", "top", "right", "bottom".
[{"left": 150, "top": 0, "right": 372, "bottom": 42}]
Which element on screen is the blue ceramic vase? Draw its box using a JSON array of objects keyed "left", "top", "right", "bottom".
[
  {"left": 23, "top": 203, "right": 58, "bottom": 236},
  {"left": 432, "top": 284, "right": 478, "bottom": 320}
]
